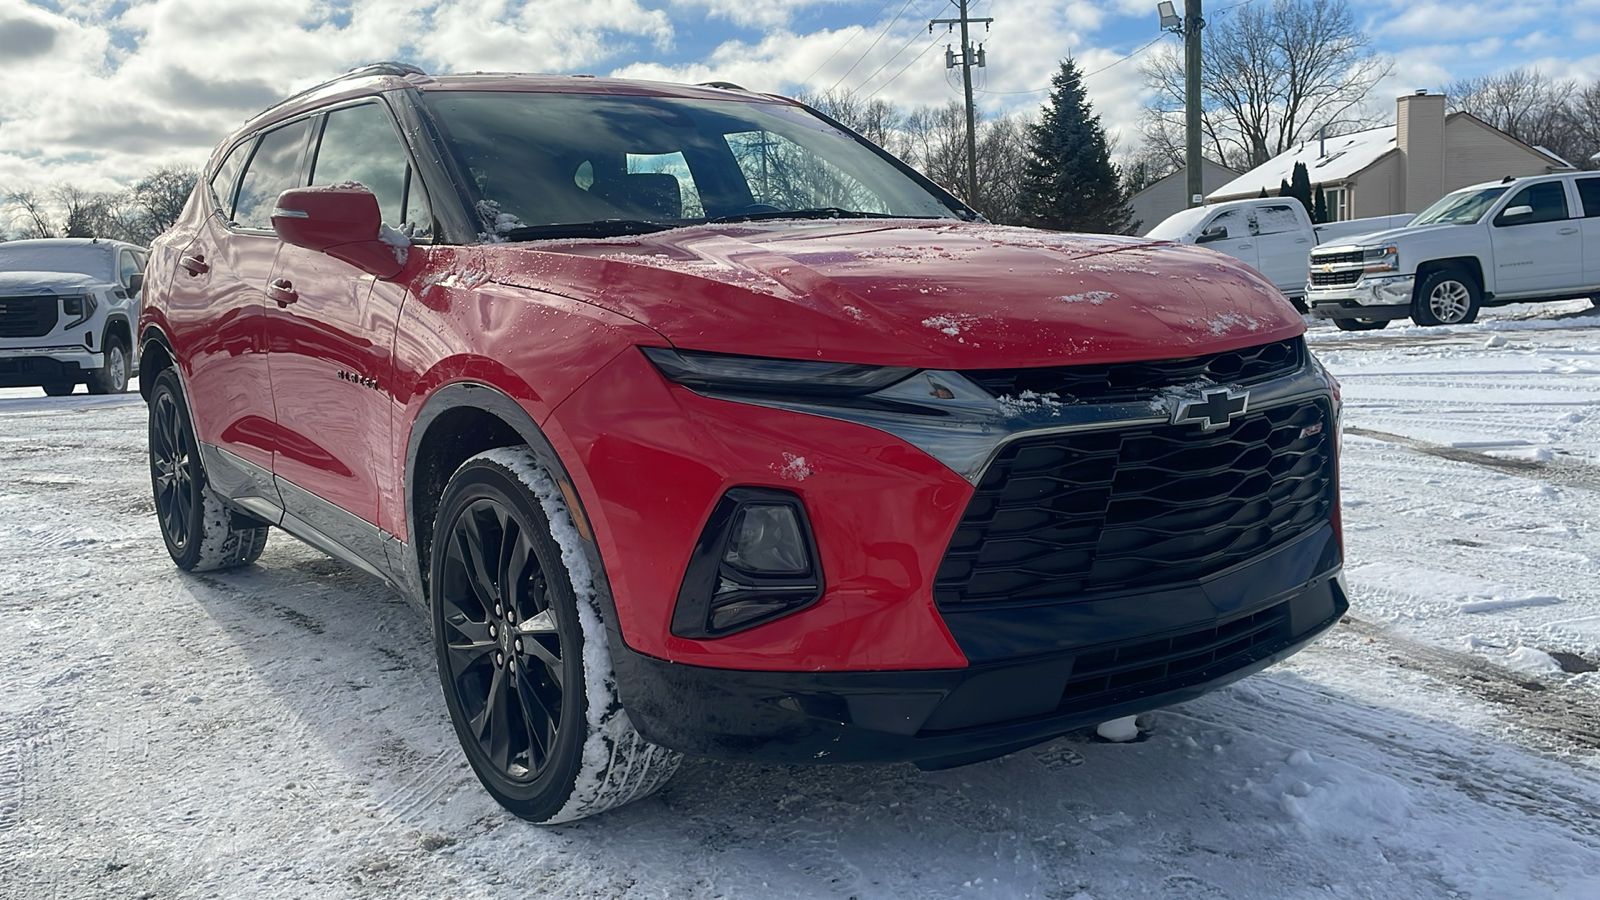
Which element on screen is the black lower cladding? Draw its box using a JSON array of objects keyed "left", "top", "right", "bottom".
[
  {"left": 0, "top": 356, "right": 85, "bottom": 387},
  {"left": 617, "top": 532, "right": 1347, "bottom": 766}
]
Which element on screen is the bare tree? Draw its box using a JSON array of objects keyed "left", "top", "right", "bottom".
[
  {"left": 1141, "top": 0, "right": 1391, "bottom": 170},
  {"left": 1447, "top": 68, "right": 1586, "bottom": 167},
  {"left": 1576, "top": 83, "right": 1600, "bottom": 170},
  {"left": 131, "top": 166, "right": 199, "bottom": 239},
  {"left": 4, "top": 188, "right": 58, "bottom": 238}
]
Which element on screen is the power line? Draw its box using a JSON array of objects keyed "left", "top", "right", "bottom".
[
  {"left": 973, "top": 35, "right": 1163, "bottom": 96},
  {"left": 799, "top": 0, "right": 902, "bottom": 87},
  {"left": 850, "top": 0, "right": 956, "bottom": 95},
  {"left": 828, "top": 0, "right": 925, "bottom": 93},
  {"left": 863, "top": 31, "right": 944, "bottom": 100}
]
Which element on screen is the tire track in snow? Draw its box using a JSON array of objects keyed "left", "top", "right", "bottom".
[{"left": 1345, "top": 425, "right": 1600, "bottom": 491}]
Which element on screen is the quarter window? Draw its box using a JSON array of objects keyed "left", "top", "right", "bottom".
[
  {"left": 234, "top": 119, "right": 313, "bottom": 231},
  {"left": 310, "top": 103, "right": 432, "bottom": 236},
  {"left": 209, "top": 139, "right": 253, "bottom": 218}
]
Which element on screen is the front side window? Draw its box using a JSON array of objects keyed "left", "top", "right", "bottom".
[
  {"left": 234, "top": 119, "right": 313, "bottom": 231},
  {"left": 310, "top": 102, "right": 432, "bottom": 237},
  {"left": 422, "top": 91, "right": 958, "bottom": 239},
  {"left": 1202, "top": 208, "right": 1248, "bottom": 239},
  {"left": 118, "top": 250, "right": 141, "bottom": 289},
  {"left": 1496, "top": 181, "right": 1569, "bottom": 226}
]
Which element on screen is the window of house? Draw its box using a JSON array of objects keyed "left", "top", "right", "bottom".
[
  {"left": 310, "top": 102, "right": 432, "bottom": 236},
  {"left": 1324, "top": 187, "right": 1349, "bottom": 222},
  {"left": 234, "top": 119, "right": 313, "bottom": 231}
]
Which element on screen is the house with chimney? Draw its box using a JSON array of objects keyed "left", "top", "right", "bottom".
[{"left": 1205, "top": 91, "right": 1575, "bottom": 220}]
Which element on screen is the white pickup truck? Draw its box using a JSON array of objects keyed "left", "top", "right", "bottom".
[
  {"left": 1305, "top": 172, "right": 1600, "bottom": 329},
  {"left": 1145, "top": 197, "right": 1412, "bottom": 305}
]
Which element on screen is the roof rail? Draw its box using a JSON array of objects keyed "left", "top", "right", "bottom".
[
  {"left": 251, "top": 61, "right": 429, "bottom": 123},
  {"left": 698, "top": 81, "right": 747, "bottom": 91}
]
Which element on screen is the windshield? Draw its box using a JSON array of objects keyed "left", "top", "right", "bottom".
[
  {"left": 422, "top": 91, "right": 962, "bottom": 239},
  {"left": 1410, "top": 186, "right": 1509, "bottom": 226},
  {"left": 0, "top": 243, "right": 114, "bottom": 281},
  {"left": 1143, "top": 206, "right": 1210, "bottom": 240}
]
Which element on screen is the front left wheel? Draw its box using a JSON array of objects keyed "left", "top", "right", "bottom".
[
  {"left": 88, "top": 338, "right": 129, "bottom": 394},
  {"left": 431, "top": 448, "right": 680, "bottom": 824}
]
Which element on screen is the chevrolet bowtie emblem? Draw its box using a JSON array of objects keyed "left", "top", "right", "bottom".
[{"left": 1172, "top": 387, "right": 1249, "bottom": 431}]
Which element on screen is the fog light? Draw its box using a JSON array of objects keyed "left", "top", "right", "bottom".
[{"left": 673, "top": 488, "right": 824, "bottom": 639}]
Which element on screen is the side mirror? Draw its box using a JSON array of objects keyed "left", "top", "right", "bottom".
[
  {"left": 1196, "top": 224, "right": 1228, "bottom": 243},
  {"left": 271, "top": 185, "right": 408, "bottom": 279},
  {"left": 127, "top": 272, "right": 144, "bottom": 295},
  {"left": 1498, "top": 205, "right": 1534, "bottom": 222}
]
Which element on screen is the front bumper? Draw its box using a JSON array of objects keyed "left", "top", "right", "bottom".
[
  {"left": 615, "top": 529, "right": 1347, "bottom": 766},
  {"left": 0, "top": 347, "right": 102, "bottom": 387},
  {"left": 1306, "top": 273, "right": 1415, "bottom": 318}
]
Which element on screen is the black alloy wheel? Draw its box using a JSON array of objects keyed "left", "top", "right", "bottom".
[
  {"left": 150, "top": 371, "right": 198, "bottom": 560},
  {"left": 434, "top": 468, "right": 580, "bottom": 810}
]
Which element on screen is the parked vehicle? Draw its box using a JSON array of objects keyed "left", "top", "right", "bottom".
[
  {"left": 1146, "top": 197, "right": 1412, "bottom": 304},
  {"left": 1306, "top": 172, "right": 1600, "bottom": 329},
  {"left": 0, "top": 238, "right": 145, "bottom": 395},
  {"left": 140, "top": 64, "right": 1347, "bottom": 823}
]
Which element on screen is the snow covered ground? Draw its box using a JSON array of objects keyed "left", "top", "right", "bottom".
[{"left": 3, "top": 301, "right": 1599, "bottom": 899}]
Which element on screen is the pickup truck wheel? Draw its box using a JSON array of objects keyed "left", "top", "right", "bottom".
[
  {"left": 1412, "top": 270, "right": 1480, "bottom": 326},
  {"left": 148, "top": 369, "right": 269, "bottom": 571},
  {"left": 1334, "top": 317, "right": 1388, "bottom": 331},
  {"left": 432, "top": 448, "right": 680, "bottom": 824},
  {"left": 87, "top": 339, "right": 129, "bottom": 394},
  {"left": 42, "top": 381, "right": 75, "bottom": 397}
]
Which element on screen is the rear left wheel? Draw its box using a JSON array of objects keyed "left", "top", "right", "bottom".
[
  {"left": 431, "top": 448, "right": 680, "bottom": 824},
  {"left": 1333, "top": 317, "right": 1388, "bottom": 331}
]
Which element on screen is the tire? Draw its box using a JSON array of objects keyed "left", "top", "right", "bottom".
[
  {"left": 1411, "top": 269, "right": 1480, "bottom": 326},
  {"left": 148, "top": 369, "right": 269, "bottom": 571},
  {"left": 88, "top": 338, "right": 130, "bottom": 394},
  {"left": 431, "top": 447, "right": 680, "bottom": 824},
  {"left": 42, "top": 381, "right": 75, "bottom": 397},
  {"left": 1333, "top": 317, "right": 1389, "bottom": 331}
]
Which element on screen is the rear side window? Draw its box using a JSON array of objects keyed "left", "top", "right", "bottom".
[
  {"left": 209, "top": 140, "right": 252, "bottom": 217},
  {"left": 311, "top": 102, "right": 432, "bottom": 236},
  {"left": 1253, "top": 203, "right": 1300, "bottom": 235},
  {"left": 1577, "top": 178, "right": 1600, "bottom": 218},
  {"left": 1496, "top": 181, "right": 1569, "bottom": 225},
  {"left": 234, "top": 119, "right": 313, "bottom": 231}
]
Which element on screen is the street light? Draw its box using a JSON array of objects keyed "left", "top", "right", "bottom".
[{"left": 1157, "top": 1, "right": 1182, "bottom": 30}]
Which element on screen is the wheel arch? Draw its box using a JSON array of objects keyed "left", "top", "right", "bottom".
[
  {"left": 101, "top": 314, "right": 133, "bottom": 354},
  {"left": 1413, "top": 257, "right": 1484, "bottom": 298},
  {"left": 138, "top": 325, "right": 176, "bottom": 402}
]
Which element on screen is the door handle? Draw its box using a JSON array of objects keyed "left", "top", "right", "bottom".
[
  {"left": 180, "top": 254, "right": 209, "bottom": 275},
  {"left": 268, "top": 278, "right": 299, "bottom": 307},
  {"left": 1558, "top": 226, "right": 1578, "bottom": 235},
  {"left": 1237, "top": 243, "right": 1253, "bottom": 249},
  {"left": 1295, "top": 238, "right": 1310, "bottom": 244}
]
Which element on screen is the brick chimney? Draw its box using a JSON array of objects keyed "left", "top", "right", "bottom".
[{"left": 1397, "top": 90, "right": 1447, "bottom": 213}]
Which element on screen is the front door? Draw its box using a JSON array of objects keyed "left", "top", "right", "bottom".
[
  {"left": 1490, "top": 180, "right": 1583, "bottom": 296},
  {"left": 1196, "top": 207, "right": 1259, "bottom": 273},
  {"left": 265, "top": 100, "right": 431, "bottom": 537}
]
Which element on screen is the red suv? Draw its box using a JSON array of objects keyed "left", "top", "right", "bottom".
[{"left": 140, "top": 63, "right": 1346, "bottom": 823}]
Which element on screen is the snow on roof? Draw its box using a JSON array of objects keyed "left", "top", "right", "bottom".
[
  {"left": 1534, "top": 146, "right": 1575, "bottom": 168},
  {"left": 1208, "top": 125, "right": 1397, "bottom": 199}
]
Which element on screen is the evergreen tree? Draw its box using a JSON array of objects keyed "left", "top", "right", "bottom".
[
  {"left": 1018, "top": 59, "right": 1137, "bottom": 234},
  {"left": 1285, "top": 161, "right": 1314, "bottom": 218},
  {"left": 1278, "top": 178, "right": 1292, "bottom": 197},
  {"left": 1312, "top": 184, "right": 1329, "bottom": 223},
  {"left": 1258, "top": 187, "right": 1269, "bottom": 198}
]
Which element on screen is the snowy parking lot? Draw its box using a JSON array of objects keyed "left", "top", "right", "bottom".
[{"left": 3, "top": 301, "right": 1600, "bottom": 899}]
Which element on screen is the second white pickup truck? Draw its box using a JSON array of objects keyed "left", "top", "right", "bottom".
[
  {"left": 1305, "top": 172, "right": 1600, "bottom": 329},
  {"left": 1145, "top": 197, "right": 1412, "bottom": 305}
]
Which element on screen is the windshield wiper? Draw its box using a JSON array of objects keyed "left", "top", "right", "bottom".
[
  {"left": 707, "top": 208, "right": 928, "bottom": 224},
  {"left": 498, "top": 219, "right": 677, "bottom": 241}
]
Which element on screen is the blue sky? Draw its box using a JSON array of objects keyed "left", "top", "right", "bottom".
[{"left": 0, "top": 0, "right": 1594, "bottom": 192}]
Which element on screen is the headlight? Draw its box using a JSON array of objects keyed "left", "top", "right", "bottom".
[
  {"left": 1361, "top": 245, "right": 1399, "bottom": 273},
  {"left": 642, "top": 347, "right": 918, "bottom": 397},
  {"left": 62, "top": 294, "right": 97, "bottom": 329}
]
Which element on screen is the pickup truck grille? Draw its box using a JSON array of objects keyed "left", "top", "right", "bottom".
[
  {"left": 0, "top": 295, "right": 60, "bottom": 338},
  {"left": 1309, "top": 249, "right": 1365, "bottom": 266},
  {"left": 961, "top": 338, "right": 1303, "bottom": 405},
  {"left": 1310, "top": 270, "right": 1362, "bottom": 288},
  {"left": 933, "top": 400, "right": 1334, "bottom": 607}
]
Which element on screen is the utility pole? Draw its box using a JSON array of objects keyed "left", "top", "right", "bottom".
[
  {"left": 1184, "top": 0, "right": 1205, "bottom": 208},
  {"left": 931, "top": 2, "right": 992, "bottom": 205}
]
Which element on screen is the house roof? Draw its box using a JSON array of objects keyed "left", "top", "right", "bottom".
[
  {"left": 1209, "top": 125, "right": 1397, "bottom": 199},
  {"left": 1128, "top": 158, "right": 1238, "bottom": 202}
]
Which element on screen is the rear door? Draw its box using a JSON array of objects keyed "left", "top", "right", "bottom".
[
  {"left": 1195, "top": 207, "right": 1259, "bottom": 273},
  {"left": 1489, "top": 179, "right": 1582, "bottom": 296},
  {"left": 265, "top": 100, "right": 430, "bottom": 537},
  {"left": 1577, "top": 177, "right": 1600, "bottom": 287},
  {"left": 1249, "top": 201, "right": 1314, "bottom": 294}
]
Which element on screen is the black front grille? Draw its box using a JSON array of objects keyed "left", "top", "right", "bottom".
[
  {"left": 934, "top": 401, "right": 1334, "bottom": 607},
  {"left": 1055, "top": 601, "right": 1292, "bottom": 712},
  {"left": 1310, "top": 270, "right": 1362, "bottom": 288},
  {"left": 961, "top": 338, "right": 1303, "bottom": 405},
  {"left": 0, "top": 295, "right": 59, "bottom": 338},
  {"left": 1310, "top": 249, "right": 1365, "bottom": 266}
]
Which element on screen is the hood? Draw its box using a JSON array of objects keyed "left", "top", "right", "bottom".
[
  {"left": 1317, "top": 222, "right": 1462, "bottom": 252},
  {"left": 481, "top": 220, "right": 1304, "bottom": 369},
  {"left": 0, "top": 271, "right": 107, "bottom": 293}
]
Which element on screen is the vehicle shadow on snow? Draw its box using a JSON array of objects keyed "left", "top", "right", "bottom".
[{"left": 179, "top": 545, "right": 1600, "bottom": 898}]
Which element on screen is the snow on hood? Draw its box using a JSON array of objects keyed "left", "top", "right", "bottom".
[
  {"left": 481, "top": 220, "right": 1304, "bottom": 369},
  {"left": 0, "top": 271, "right": 109, "bottom": 293}
]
